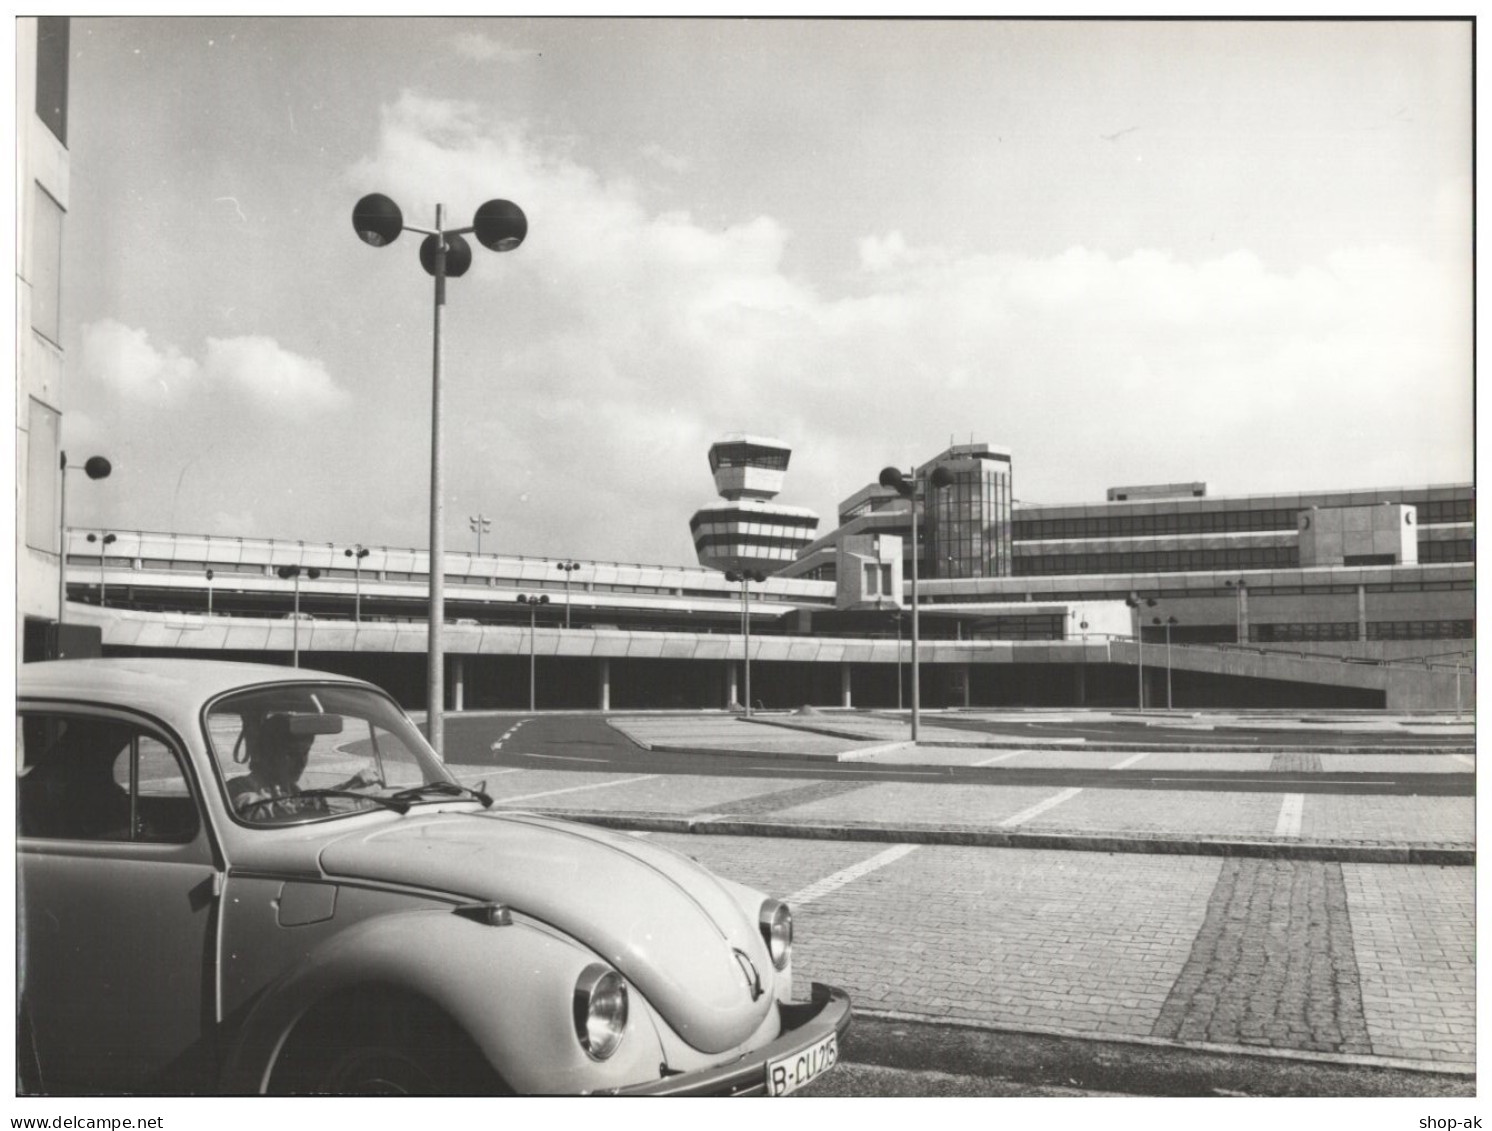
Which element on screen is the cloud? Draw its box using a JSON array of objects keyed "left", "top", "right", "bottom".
[
  {"left": 340, "top": 93, "right": 1470, "bottom": 559},
  {"left": 203, "top": 336, "right": 350, "bottom": 415},
  {"left": 449, "top": 31, "right": 530, "bottom": 63},
  {"left": 641, "top": 143, "right": 691, "bottom": 174},
  {"left": 78, "top": 321, "right": 348, "bottom": 418},
  {"left": 79, "top": 319, "right": 199, "bottom": 406}
]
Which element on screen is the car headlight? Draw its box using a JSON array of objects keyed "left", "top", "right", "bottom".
[
  {"left": 573, "top": 964, "right": 628, "bottom": 1060},
  {"left": 759, "top": 899, "right": 793, "bottom": 970}
]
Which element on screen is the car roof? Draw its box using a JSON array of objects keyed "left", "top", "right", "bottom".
[{"left": 19, "top": 658, "right": 371, "bottom": 713}]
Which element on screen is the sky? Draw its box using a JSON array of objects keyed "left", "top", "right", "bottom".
[{"left": 56, "top": 16, "right": 1473, "bottom": 568}]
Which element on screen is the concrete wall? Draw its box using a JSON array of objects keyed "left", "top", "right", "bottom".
[
  {"left": 1299, "top": 503, "right": 1418, "bottom": 566},
  {"left": 16, "top": 17, "right": 72, "bottom": 658}
]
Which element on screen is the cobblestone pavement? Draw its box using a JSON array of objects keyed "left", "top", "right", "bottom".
[
  {"left": 641, "top": 831, "right": 1475, "bottom": 1069},
  {"left": 448, "top": 711, "right": 1474, "bottom": 1072}
]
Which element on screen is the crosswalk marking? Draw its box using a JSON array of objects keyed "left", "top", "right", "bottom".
[
  {"left": 974, "top": 751, "right": 1021, "bottom": 767},
  {"left": 999, "top": 787, "right": 1083, "bottom": 827},
  {"left": 788, "top": 844, "right": 919, "bottom": 905},
  {"left": 1275, "top": 793, "right": 1305, "bottom": 838},
  {"left": 496, "top": 775, "right": 657, "bottom": 805}
]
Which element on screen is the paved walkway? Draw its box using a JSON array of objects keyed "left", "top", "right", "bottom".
[{"left": 447, "top": 708, "right": 1475, "bottom": 1076}]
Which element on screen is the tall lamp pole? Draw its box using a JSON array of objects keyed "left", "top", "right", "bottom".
[
  {"left": 724, "top": 570, "right": 766, "bottom": 716},
  {"left": 1125, "top": 592, "right": 1157, "bottom": 711},
  {"left": 469, "top": 514, "right": 491, "bottom": 556},
  {"left": 344, "top": 545, "right": 370, "bottom": 622},
  {"left": 1154, "top": 615, "right": 1178, "bottom": 710},
  {"left": 517, "top": 593, "right": 549, "bottom": 711},
  {"left": 1225, "top": 578, "right": 1248, "bottom": 644},
  {"left": 57, "top": 453, "right": 112, "bottom": 623},
  {"left": 86, "top": 531, "right": 117, "bottom": 607},
  {"left": 555, "top": 561, "right": 580, "bottom": 629},
  {"left": 205, "top": 569, "right": 215, "bottom": 617},
  {"left": 276, "top": 565, "right": 321, "bottom": 667},
  {"left": 354, "top": 192, "right": 527, "bottom": 756},
  {"left": 879, "top": 463, "right": 955, "bottom": 741}
]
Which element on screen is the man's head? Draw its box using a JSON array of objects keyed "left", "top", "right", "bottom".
[{"left": 248, "top": 713, "right": 315, "bottom": 788}]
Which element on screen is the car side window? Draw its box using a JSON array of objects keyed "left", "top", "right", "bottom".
[{"left": 18, "top": 713, "right": 200, "bottom": 844}]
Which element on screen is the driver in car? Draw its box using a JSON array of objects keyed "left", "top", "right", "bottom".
[{"left": 229, "top": 713, "right": 372, "bottom": 820}]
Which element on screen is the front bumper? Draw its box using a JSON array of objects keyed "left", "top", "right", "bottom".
[{"left": 611, "top": 983, "right": 851, "bottom": 1096}]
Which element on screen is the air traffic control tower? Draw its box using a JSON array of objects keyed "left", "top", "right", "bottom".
[{"left": 689, "top": 435, "right": 819, "bottom": 574}]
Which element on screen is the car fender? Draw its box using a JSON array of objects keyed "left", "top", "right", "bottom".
[{"left": 218, "top": 907, "right": 666, "bottom": 1095}]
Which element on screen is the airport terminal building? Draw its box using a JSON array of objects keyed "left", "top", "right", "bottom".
[{"left": 48, "top": 439, "right": 1473, "bottom": 714}]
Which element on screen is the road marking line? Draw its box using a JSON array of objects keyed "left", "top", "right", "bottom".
[
  {"left": 974, "top": 752, "right": 1021, "bottom": 766},
  {"left": 1148, "top": 777, "right": 1397, "bottom": 786},
  {"left": 513, "top": 752, "right": 609, "bottom": 763},
  {"left": 1000, "top": 787, "right": 1083, "bottom": 828},
  {"left": 788, "top": 844, "right": 919, "bottom": 905},
  {"left": 496, "top": 775, "right": 657, "bottom": 805},
  {"left": 1110, "top": 752, "right": 1150, "bottom": 769},
  {"left": 1275, "top": 793, "right": 1305, "bottom": 838},
  {"left": 1452, "top": 754, "right": 1474, "bottom": 768},
  {"left": 740, "top": 767, "right": 945, "bottom": 777}
]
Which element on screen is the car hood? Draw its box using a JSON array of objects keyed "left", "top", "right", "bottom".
[{"left": 316, "top": 810, "right": 775, "bottom": 1054}]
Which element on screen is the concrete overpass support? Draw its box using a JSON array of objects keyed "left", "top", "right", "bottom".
[
  {"left": 598, "top": 656, "right": 611, "bottom": 711},
  {"left": 452, "top": 657, "right": 464, "bottom": 711},
  {"left": 725, "top": 662, "right": 739, "bottom": 709},
  {"left": 840, "top": 662, "right": 852, "bottom": 708}
]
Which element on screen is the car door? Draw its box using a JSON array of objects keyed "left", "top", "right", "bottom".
[{"left": 18, "top": 707, "right": 221, "bottom": 1094}]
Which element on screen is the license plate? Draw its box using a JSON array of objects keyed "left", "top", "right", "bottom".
[{"left": 766, "top": 1032, "right": 838, "bottom": 1096}]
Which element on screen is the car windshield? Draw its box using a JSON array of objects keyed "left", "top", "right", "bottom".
[{"left": 206, "top": 682, "right": 462, "bottom": 826}]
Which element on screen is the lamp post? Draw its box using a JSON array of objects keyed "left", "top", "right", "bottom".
[
  {"left": 1225, "top": 578, "right": 1248, "bottom": 644},
  {"left": 85, "top": 532, "right": 117, "bottom": 607},
  {"left": 516, "top": 593, "right": 550, "bottom": 711},
  {"left": 57, "top": 453, "right": 112, "bottom": 623},
  {"left": 1125, "top": 592, "right": 1157, "bottom": 711},
  {"left": 1153, "top": 615, "right": 1179, "bottom": 710},
  {"left": 205, "top": 569, "right": 214, "bottom": 617},
  {"left": 469, "top": 514, "right": 491, "bottom": 556},
  {"left": 724, "top": 570, "right": 766, "bottom": 716},
  {"left": 879, "top": 463, "right": 955, "bottom": 741},
  {"left": 554, "top": 560, "right": 580, "bottom": 629},
  {"left": 353, "top": 191, "right": 527, "bottom": 757},
  {"left": 276, "top": 565, "right": 321, "bottom": 667},
  {"left": 344, "top": 545, "right": 370, "bottom": 622}
]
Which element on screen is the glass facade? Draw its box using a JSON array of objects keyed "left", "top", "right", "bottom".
[{"left": 926, "top": 458, "right": 1013, "bottom": 578}]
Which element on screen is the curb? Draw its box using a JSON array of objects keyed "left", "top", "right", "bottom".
[
  {"left": 514, "top": 808, "right": 1474, "bottom": 865},
  {"left": 742, "top": 717, "right": 1474, "bottom": 756},
  {"left": 851, "top": 1007, "right": 1477, "bottom": 1079}
]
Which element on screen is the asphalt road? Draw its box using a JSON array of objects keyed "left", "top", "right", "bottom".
[
  {"left": 934, "top": 714, "right": 1472, "bottom": 749},
  {"left": 441, "top": 714, "right": 1474, "bottom": 797}
]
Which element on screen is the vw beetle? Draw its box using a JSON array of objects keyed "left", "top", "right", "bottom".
[{"left": 17, "top": 659, "right": 849, "bottom": 1095}]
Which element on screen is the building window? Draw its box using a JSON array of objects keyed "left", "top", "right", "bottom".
[
  {"left": 35, "top": 16, "right": 69, "bottom": 146},
  {"left": 30, "top": 183, "right": 64, "bottom": 344},
  {"left": 26, "top": 399, "right": 60, "bottom": 553}
]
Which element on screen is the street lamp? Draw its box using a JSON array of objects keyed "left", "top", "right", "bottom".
[
  {"left": 353, "top": 191, "right": 527, "bottom": 757},
  {"left": 555, "top": 560, "right": 580, "bottom": 629},
  {"left": 1225, "top": 578, "right": 1248, "bottom": 644},
  {"left": 85, "top": 532, "right": 117, "bottom": 607},
  {"left": 1153, "top": 615, "right": 1179, "bottom": 710},
  {"left": 516, "top": 593, "right": 550, "bottom": 711},
  {"left": 469, "top": 514, "right": 491, "bottom": 556},
  {"left": 276, "top": 565, "right": 321, "bottom": 667},
  {"left": 1124, "top": 592, "right": 1157, "bottom": 711},
  {"left": 205, "top": 569, "right": 214, "bottom": 617},
  {"left": 57, "top": 452, "right": 111, "bottom": 623},
  {"left": 344, "top": 545, "right": 370, "bottom": 622},
  {"left": 879, "top": 463, "right": 955, "bottom": 741},
  {"left": 724, "top": 570, "right": 767, "bottom": 716}
]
